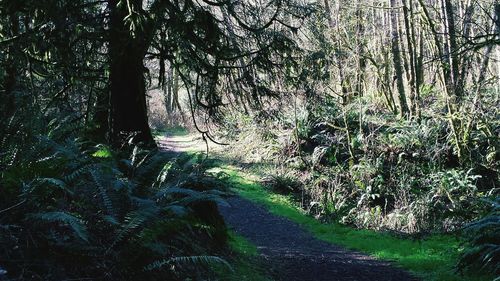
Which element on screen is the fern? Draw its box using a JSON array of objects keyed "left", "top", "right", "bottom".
[
  {"left": 134, "top": 150, "right": 172, "bottom": 185},
  {"left": 152, "top": 161, "right": 176, "bottom": 188},
  {"left": 144, "top": 255, "right": 232, "bottom": 272},
  {"left": 30, "top": 211, "right": 89, "bottom": 242},
  {"left": 459, "top": 197, "right": 500, "bottom": 275},
  {"left": 36, "top": 177, "right": 74, "bottom": 195},
  {"left": 63, "top": 164, "right": 92, "bottom": 183},
  {"left": 173, "top": 193, "right": 228, "bottom": 207},
  {"left": 162, "top": 204, "right": 189, "bottom": 216},
  {"left": 1, "top": 137, "right": 230, "bottom": 280},
  {"left": 90, "top": 169, "right": 115, "bottom": 218},
  {"left": 155, "top": 187, "right": 228, "bottom": 207},
  {"left": 155, "top": 186, "right": 200, "bottom": 199},
  {"left": 108, "top": 206, "right": 160, "bottom": 252}
]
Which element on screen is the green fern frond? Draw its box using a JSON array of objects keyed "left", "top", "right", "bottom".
[
  {"left": 30, "top": 211, "right": 89, "bottom": 242},
  {"left": 36, "top": 178, "right": 74, "bottom": 195},
  {"left": 162, "top": 205, "right": 188, "bottom": 216},
  {"left": 155, "top": 187, "right": 200, "bottom": 199},
  {"left": 156, "top": 186, "right": 228, "bottom": 207},
  {"left": 134, "top": 151, "right": 171, "bottom": 184},
  {"left": 152, "top": 161, "right": 175, "bottom": 188},
  {"left": 144, "top": 255, "right": 232, "bottom": 272},
  {"left": 64, "top": 164, "right": 92, "bottom": 183},
  {"left": 460, "top": 197, "right": 500, "bottom": 274},
  {"left": 90, "top": 169, "right": 115, "bottom": 217},
  {"left": 108, "top": 207, "right": 160, "bottom": 252},
  {"left": 173, "top": 193, "right": 229, "bottom": 207}
]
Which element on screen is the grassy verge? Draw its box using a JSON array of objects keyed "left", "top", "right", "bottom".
[
  {"left": 219, "top": 232, "right": 271, "bottom": 281},
  {"left": 217, "top": 165, "right": 492, "bottom": 281}
]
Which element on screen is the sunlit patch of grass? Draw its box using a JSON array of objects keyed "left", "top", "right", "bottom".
[
  {"left": 228, "top": 231, "right": 258, "bottom": 256},
  {"left": 220, "top": 165, "right": 492, "bottom": 281},
  {"left": 92, "top": 146, "right": 112, "bottom": 158},
  {"left": 218, "top": 232, "right": 271, "bottom": 281}
]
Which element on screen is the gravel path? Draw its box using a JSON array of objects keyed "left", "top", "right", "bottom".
[
  {"left": 159, "top": 134, "right": 418, "bottom": 281},
  {"left": 219, "top": 197, "right": 418, "bottom": 281}
]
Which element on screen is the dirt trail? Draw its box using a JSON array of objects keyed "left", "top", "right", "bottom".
[
  {"left": 159, "top": 135, "right": 418, "bottom": 281},
  {"left": 219, "top": 197, "right": 418, "bottom": 281},
  {"left": 157, "top": 133, "right": 207, "bottom": 153}
]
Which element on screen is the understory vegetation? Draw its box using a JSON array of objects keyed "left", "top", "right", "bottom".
[
  {"left": 1, "top": 0, "right": 499, "bottom": 280},
  {"left": 218, "top": 93, "right": 498, "bottom": 277},
  {"left": 221, "top": 100, "right": 497, "bottom": 234},
  {"left": 212, "top": 1, "right": 500, "bottom": 277},
  {"left": 217, "top": 165, "right": 493, "bottom": 280},
  {"left": 0, "top": 129, "right": 232, "bottom": 280}
]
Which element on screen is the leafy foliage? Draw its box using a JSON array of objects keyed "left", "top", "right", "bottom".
[
  {"left": 0, "top": 137, "right": 229, "bottom": 280},
  {"left": 459, "top": 197, "right": 500, "bottom": 276}
]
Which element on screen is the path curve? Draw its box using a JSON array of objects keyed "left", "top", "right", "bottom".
[
  {"left": 219, "top": 197, "right": 418, "bottom": 281},
  {"left": 159, "top": 134, "right": 418, "bottom": 281}
]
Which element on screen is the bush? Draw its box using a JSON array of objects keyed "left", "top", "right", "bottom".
[{"left": 262, "top": 170, "right": 302, "bottom": 195}]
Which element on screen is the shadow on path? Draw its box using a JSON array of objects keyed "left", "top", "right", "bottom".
[{"left": 159, "top": 134, "right": 418, "bottom": 281}]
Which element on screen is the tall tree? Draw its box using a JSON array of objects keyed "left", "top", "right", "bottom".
[
  {"left": 401, "top": 0, "right": 421, "bottom": 119},
  {"left": 442, "top": 0, "right": 461, "bottom": 99},
  {"left": 389, "top": 0, "right": 409, "bottom": 117},
  {"left": 101, "top": 0, "right": 311, "bottom": 146},
  {"left": 108, "top": 0, "right": 155, "bottom": 146}
]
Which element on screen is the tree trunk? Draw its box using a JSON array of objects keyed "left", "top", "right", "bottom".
[
  {"left": 172, "top": 67, "right": 182, "bottom": 113},
  {"left": 464, "top": 2, "right": 500, "bottom": 146},
  {"left": 355, "top": 0, "right": 366, "bottom": 97},
  {"left": 92, "top": 90, "right": 110, "bottom": 143},
  {"left": 108, "top": 0, "right": 155, "bottom": 147},
  {"left": 401, "top": 0, "right": 420, "bottom": 119},
  {"left": 165, "top": 64, "right": 173, "bottom": 114},
  {"left": 495, "top": 2, "right": 500, "bottom": 91},
  {"left": 441, "top": 0, "right": 460, "bottom": 100},
  {"left": 457, "top": 0, "right": 474, "bottom": 93},
  {"left": 389, "top": 0, "right": 409, "bottom": 117}
]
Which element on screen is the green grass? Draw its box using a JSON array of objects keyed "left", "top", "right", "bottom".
[
  {"left": 92, "top": 145, "right": 112, "bottom": 158},
  {"left": 219, "top": 232, "right": 271, "bottom": 281},
  {"left": 218, "top": 165, "right": 493, "bottom": 281},
  {"left": 228, "top": 232, "right": 258, "bottom": 257}
]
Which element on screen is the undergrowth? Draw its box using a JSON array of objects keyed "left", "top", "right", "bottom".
[
  {"left": 0, "top": 135, "right": 230, "bottom": 280},
  {"left": 218, "top": 97, "right": 498, "bottom": 276},
  {"left": 217, "top": 165, "right": 495, "bottom": 281}
]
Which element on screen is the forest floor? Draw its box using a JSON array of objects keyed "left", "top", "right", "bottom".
[{"left": 158, "top": 132, "right": 419, "bottom": 281}]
